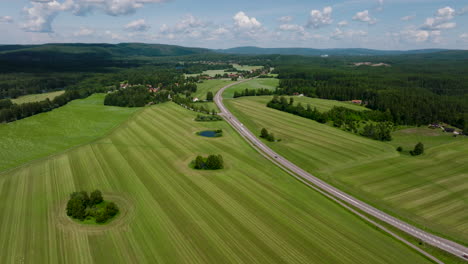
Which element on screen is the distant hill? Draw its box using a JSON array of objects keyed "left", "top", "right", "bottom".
[
  {"left": 216, "top": 46, "right": 452, "bottom": 56},
  {"left": 0, "top": 43, "right": 212, "bottom": 71},
  {"left": 0, "top": 43, "right": 211, "bottom": 57}
]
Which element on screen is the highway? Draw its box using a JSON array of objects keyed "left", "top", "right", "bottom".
[{"left": 214, "top": 79, "right": 468, "bottom": 262}]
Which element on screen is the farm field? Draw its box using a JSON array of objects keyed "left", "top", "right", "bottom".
[
  {"left": 12, "top": 90, "right": 65, "bottom": 104},
  {"left": 224, "top": 93, "right": 468, "bottom": 245},
  {"left": 0, "top": 94, "right": 139, "bottom": 171},
  {"left": 232, "top": 64, "right": 263, "bottom": 71},
  {"left": 222, "top": 78, "right": 278, "bottom": 99},
  {"left": 0, "top": 102, "right": 431, "bottom": 264}
]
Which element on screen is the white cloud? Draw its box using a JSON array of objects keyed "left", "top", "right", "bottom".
[
  {"left": 307, "top": 6, "right": 333, "bottom": 28},
  {"left": 233, "top": 11, "right": 261, "bottom": 29},
  {"left": 0, "top": 16, "right": 14, "bottom": 23},
  {"left": 124, "top": 19, "right": 150, "bottom": 32},
  {"left": 73, "top": 27, "right": 94, "bottom": 37},
  {"left": 421, "top": 6, "right": 456, "bottom": 31},
  {"left": 352, "top": 10, "right": 377, "bottom": 25},
  {"left": 401, "top": 15, "right": 415, "bottom": 21},
  {"left": 395, "top": 28, "right": 441, "bottom": 43},
  {"left": 278, "top": 16, "right": 293, "bottom": 23},
  {"left": 331, "top": 28, "right": 367, "bottom": 40},
  {"left": 337, "top": 20, "right": 348, "bottom": 27},
  {"left": 22, "top": 0, "right": 168, "bottom": 32}
]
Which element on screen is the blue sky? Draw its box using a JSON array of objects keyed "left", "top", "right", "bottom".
[{"left": 0, "top": 0, "right": 467, "bottom": 49}]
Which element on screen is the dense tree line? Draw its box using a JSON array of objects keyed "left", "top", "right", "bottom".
[
  {"left": 275, "top": 64, "right": 467, "bottom": 129},
  {"left": 233, "top": 88, "right": 274, "bottom": 98},
  {"left": 193, "top": 155, "right": 224, "bottom": 170},
  {"left": 66, "top": 190, "right": 119, "bottom": 223},
  {"left": 104, "top": 86, "right": 172, "bottom": 107},
  {"left": 267, "top": 96, "right": 393, "bottom": 141},
  {"left": 0, "top": 89, "right": 93, "bottom": 123}
]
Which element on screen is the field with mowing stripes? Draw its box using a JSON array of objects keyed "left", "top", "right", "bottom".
[
  {"left": 0, "top": 94, "right": 139, "bottom": 171},
  {"left": 224, "top": 93, "right": 468, "bottom": 245},
  {"left": 0, "top": 102, "right": 430, "bottom": 263},
  {"left": 12, "top": 90, "right": 65, "bottom": 104}
]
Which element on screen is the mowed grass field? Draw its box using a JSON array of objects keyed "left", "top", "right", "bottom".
[
  {"left": 223, "top": 78, "right": 279, "bottom": 99},
  {"left": 12, "top": 90, "right": 65, "bottom": 104},
  {"left": 0, "top": 94, "right": 139, "bottom": 171},
  {"left": 0, "top": 102, "right": 431, "bottom": 263},
  {"left": 224, "top": 93, "right": 468, "bottom": 244}
]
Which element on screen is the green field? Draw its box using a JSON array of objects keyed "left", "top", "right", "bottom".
[
  {"left": 232, "top": 64, "right": 263, "bottom": 71},
  {"left": 224, "top": 93, "right": 468, "bottom": 245},
  {"left": 190, "top": 79, "right": 234, "bottom": 112},
  {"left": 0, "top": 102, "right": 431, "bottom": 263},
  {"left": 223, "top": 78, "right": 278, "bottom": 99},
  {"left": 0, "top": 94, "right": 139, "bottom": 171},
  {"left": 186, "top": 70, "right": 236, "bottom": 78},
  {"left": 12, "top": 90, "right": 65, "bottom": 104}
]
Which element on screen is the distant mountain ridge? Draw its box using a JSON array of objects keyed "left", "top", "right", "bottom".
[
  {"left": 216, "top": 46, "right": 452, "bottom": 56},
  {"left": 0, "top": 43, "right": 211, "bottom": 57}
]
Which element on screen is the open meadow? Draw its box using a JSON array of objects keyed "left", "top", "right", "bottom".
[
  {"left": 0, "top": 94, "right": 139, "bottom": 171},
  {"left": 0, "top": 101, "right": 431, "bottom": 263},
  {"left": 224, "top": 92, "right": 468, "bottom": 245},
  {"left": 12, "top": 90, "right": 65, "bottom": 104}
]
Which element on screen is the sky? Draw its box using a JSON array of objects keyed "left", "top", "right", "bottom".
[{"left": 0, "top": 0, "right": 467, "bottom": 50}]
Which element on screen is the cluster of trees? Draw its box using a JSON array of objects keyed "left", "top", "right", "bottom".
[
  {"left": 195, "top": 114, "right": 223, "bottom": 122},
  {"left": 260, "top": 128, "right": 276, "bottom": 142},
  {"left": 361, "top": 123, "right": 393, "bottom": 141},
  {"left": 66, "top": 190, "right": 119, "bottom": 223},
  {"left": 267, "top": 96, "right": 393, "bottom": 141},
  {"left": 173, "top": 95, "right": 218, "bottom": 115},
  {"left": 104, "top": 86, "right": 172, "bottom": 107},
  {"left": 193, "top": 155, "right": 224, "bottom": 170},
  {"left": 233, "top": 88, "right": 274, "bottom": 98},
  {"left": 0, "top": 89, "right": 93, "bottom": 123},
  {"left": 275, "top": 62, "right": 467, "bottom": 129},
  {"left": 410, "top": 142, "right": 425, "bottom": 156}
]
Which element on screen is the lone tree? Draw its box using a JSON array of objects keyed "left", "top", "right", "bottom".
[
  {"left": 410, "top": 142, "right": 424, "bottom": 156},
  {"left": 260, "top": 128, "right": 269, "bottom": 138},
  {"left": 206, "top": 92, "right": 214, "bottom": 101}
]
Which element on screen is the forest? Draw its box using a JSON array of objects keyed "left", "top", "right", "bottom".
[{"left": 273, "top": 57, "right": 468, "bottom": 129}]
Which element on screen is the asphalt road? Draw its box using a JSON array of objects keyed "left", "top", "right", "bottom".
[{"left": 214, "top": 79, "right": 468, "bottom": 261}]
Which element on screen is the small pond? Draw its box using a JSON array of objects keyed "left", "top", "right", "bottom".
[{"left": 198, "top": 130, "right": 222, "bottom": 138}]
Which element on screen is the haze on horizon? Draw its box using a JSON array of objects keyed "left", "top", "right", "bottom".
[{"left": 0, "top": 0, "right": 467, "bottom": 50}]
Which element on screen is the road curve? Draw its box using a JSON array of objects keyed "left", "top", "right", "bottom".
[{"left": 214, "top": 79, "right": 468, "bottom": 261}]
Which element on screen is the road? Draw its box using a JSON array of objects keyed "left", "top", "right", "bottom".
[{"left": 214, "top": 79, "right": 468, "bottom": 262}]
